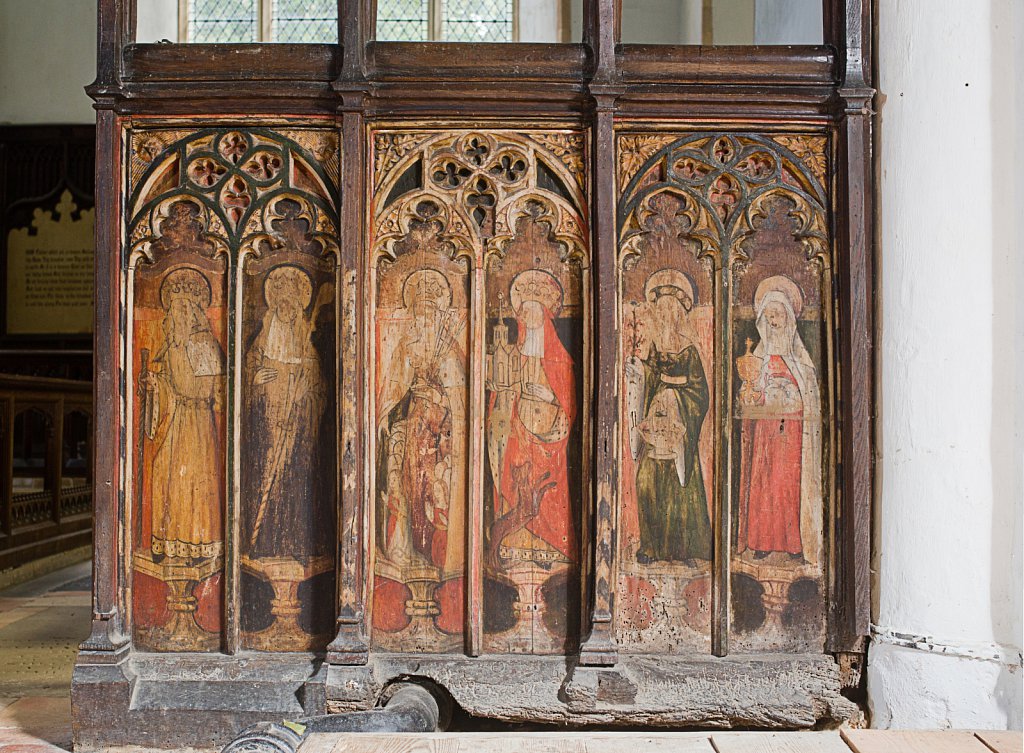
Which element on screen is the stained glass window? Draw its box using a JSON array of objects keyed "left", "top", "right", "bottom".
[
  {"left": 184, "top": 0, "right": 339, "bottom": 42},
  {"left": 272, "top": 0, "right": 337, "bottom": 42},
  {"left": 376, "top": 0, "right": 430, "bottom": 41},
  {"left": 376, "top": 0, "right": 515, "bottom": 42},
  {"left": 441, "top": 0, "right": 513, "bottom": 42},
  {"left": 188, "top": 0, "right": 259, "bottom": 43}
]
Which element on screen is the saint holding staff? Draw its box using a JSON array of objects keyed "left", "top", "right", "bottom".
[
  {"left": 244, "top": 264, "right": 333, "bottom": 563},
  {"left": 142, "top": 267, "right": 225, "bottom": 564}
]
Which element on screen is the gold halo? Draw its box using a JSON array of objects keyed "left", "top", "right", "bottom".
[
  {"left": 754, "top": 275, "right": 804, "bottom": 318},
  {"left": 160, "top": 267, "right": 212, "bottom": 310},
  {"left": 402, "top": 269, "right": 452, "bottom": 310},
  {"left": 264, "top": 265, "right": 313, "bottom": 311},
  {"left": 645, "top": 268, "right": 696, "bottom": 307},
  {"left": 509, "top": 269, "right": 563, "bottom": 316}
]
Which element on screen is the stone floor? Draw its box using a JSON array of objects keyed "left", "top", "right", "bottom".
[
  {"left": 0, "top": 560, "right": 90, "bottom": 752},
  {"left": 0, "top": 563, "right": 1020, "bottom": 753}
]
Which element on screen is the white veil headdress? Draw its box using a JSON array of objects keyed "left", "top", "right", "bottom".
[{"left": 752, "top": 276, "right": 823, "bottom": 568}]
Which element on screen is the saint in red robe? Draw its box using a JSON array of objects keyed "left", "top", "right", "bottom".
[
  {"left": 740, "top": 355, "right": 803, "bottom": 555},
  {"left": 497, "top": 307, "right": 577, "bottom": 560}
]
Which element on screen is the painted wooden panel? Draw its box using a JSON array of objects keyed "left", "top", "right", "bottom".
[
  {"left": 238, "top": 190, "right": 339, "bottom": 651},
  {"left": 616, "top": 138, "right": 717, "bottom": 654},
  {"left": 369, "top": 130, "right": 588, "bottom": 654},
  {"left": 126, "top": 127, "right": 340, "bottom": 652},
  {"left": 615, "top": 132, "right": 833, "bottom": 654},
  {"left": 129, "top": 199, "right": 228, "bottom": 652},
  {"left": 726, "top": 134, "right": 831, "bottom": 653}
]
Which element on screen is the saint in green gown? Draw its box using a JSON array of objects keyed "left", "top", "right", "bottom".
[{"left": 635, "top": 343, "right": 712, "bottom": 563}]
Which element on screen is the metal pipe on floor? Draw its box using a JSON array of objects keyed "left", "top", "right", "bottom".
[{"left": 221, "top": 683, "right": 441, "bottom": 753}]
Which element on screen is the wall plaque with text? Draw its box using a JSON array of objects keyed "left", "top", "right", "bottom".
[{"left": 6, "top": 190, "right": 95, "bottom": 335}]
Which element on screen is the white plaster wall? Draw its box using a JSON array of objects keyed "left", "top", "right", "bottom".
[
  {"left": 0, "top": 0, "right": 96, "bottom": 124},
  {"left": 137, "top": 0, "right": 180, "bottom": 43},
  {"left": 870, "top": 0, "right": 1024, "bottom": 730}
]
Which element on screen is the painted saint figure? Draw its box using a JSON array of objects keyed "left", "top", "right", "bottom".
[
  {"left": 626, "top": 270, "right": 712, "bottom": 565},
  {"left": 737, "top": 276, "right": 822, "bottom": 564},
  {"left": 377, "top": 269, "right": 468, "bottom": 579},
  {"left": 487, "top": 270, "right": 577, "bottom": 567},
  {"left": 142, "top": 267, "right": 224, "bottom": 562},
  {"left": 245, "top": 264, "right": 330, "bottom": 562}
]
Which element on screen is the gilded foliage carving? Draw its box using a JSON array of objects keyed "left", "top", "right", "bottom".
[
  {"left": 770, "top": 135, "right": 828, "bottom": 189},
  {"left": 618, "top": 133, "right": 830, "bottom": 268},
  {"left": 524, "top": 132, "right": 587, "bottom": 188},
  {"left": 617, "top": 134, "right": 677, "bottom": 189}
]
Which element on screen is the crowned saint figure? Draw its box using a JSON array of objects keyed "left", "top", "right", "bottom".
[{"left": 488, "top": 270, "right": 577, "bottom": 567}]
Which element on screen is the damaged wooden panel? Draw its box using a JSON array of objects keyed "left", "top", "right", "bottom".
[
  {"left": 729, "top": 134, "right": 832, "bottom": 654},
  {"left": 615, "top": 131, "right": 834, "bottom": 657},
  {"left": 128, "top": 196, "right": 228, "bottom": 653},
  {"left": 125, "top": 126, "right": 341, "bottom": 653},
  {"left": 368, "top": 130, "right": 589, "bottom": 656},
  {"left": 616, "top": 134, "right": 718, "bottom": 654}
]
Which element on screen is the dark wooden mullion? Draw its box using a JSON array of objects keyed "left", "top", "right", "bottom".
[
  {"left": 51, "top": 399, "right": 65, "bottom": 525},
  {"left": 79, "top": 112, "right": 129, "bottom": 655},
  {"left": 578, "top": 0, "right": 620, "bottom": 668},
  {"left": 832, "top": 0, "right": 873, "bottom": 656},
  {"left": 328, "top": 3, "right": 371, "bottom": 660},
  {"left": 1, "top": 397, "right": 12, "bottom": 538}
]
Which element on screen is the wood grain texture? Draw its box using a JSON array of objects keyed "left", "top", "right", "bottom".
[
  {"left": 712, "top": 731, "right": 851, "bottom": 753},
  {"left": 303, "top": 732, "right": 716, "bottom": 753},
  {"left": 975, "top": 731, "right": 1024, "bottom": 753},
  {"left": 842, "top": 730, "right": 993, "bottom": 753}
]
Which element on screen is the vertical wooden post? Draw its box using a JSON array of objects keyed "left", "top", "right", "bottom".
[
  {"left": 712, "top": 244, "right": 732, "bottom": 657},
  {"left": 79, "top": 0, "right": 131, "bottom": 658},
  {"left": 51, "top": 399, "right": 64, "bottom": 524},
  {"left": 1, "top": 396, "right": 12, "bottom": 538},
  {"left": 328, "top": 0, "right": 372, "bottom": 665},
  {"left": 832, "top": 0, "right": 874, "bottom": 657},
  {"left": 578, "top": 0, "right": 621, "bottom": 668}
]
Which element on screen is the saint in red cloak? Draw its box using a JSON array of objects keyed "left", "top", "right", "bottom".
[{"left": 489, "top": 273, "right": 577, "bottom": 565}]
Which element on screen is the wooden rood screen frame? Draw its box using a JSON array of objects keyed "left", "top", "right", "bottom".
[{"left": 75, "top": 0, "right": 874, "bottom": 747}]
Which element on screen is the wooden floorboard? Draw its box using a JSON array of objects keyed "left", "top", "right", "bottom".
[
  {"left": 843, "top": 730, "right": 994, "bottom": 753},
  {"left": 303, "top": 732, "right": 717, "bottom": 753},
  {"left": 975, "top": 731, "right": 1024, "bottom": 753},
  {"left": 711, "top": 730, "right": 852, "bottom": 753}
]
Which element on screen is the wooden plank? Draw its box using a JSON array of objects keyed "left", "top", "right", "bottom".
[
  {"left": 711, "top": 730, "right": 851, "bottom": 753},
  {"left": 842, "top": 730, "right": 993, "bottom": 753},
  {"left": 975, "top": 731, "right": 1023, "bottom": 753},
  {"left": 302, "top": 732, "right": 717, "bottom": 753}
]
